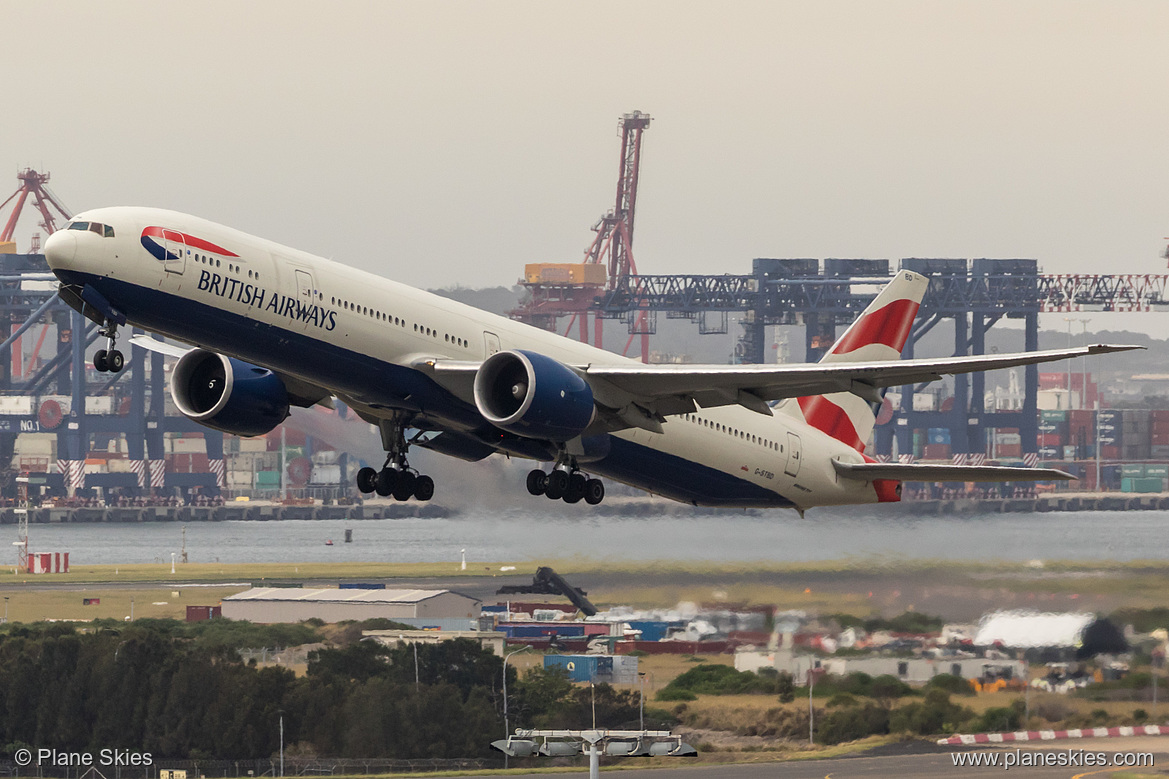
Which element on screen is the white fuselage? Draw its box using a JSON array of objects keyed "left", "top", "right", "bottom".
[{"left": 45, "top": 206, "right": 881, "bottom": 509}]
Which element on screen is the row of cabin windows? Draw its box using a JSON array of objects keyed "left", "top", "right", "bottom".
[
  {"left": 328, "top": 295, "right": 470, "bottom": 349},
  {"left": 192, "top": 251, "right": 257, "bottom": 280},
  {"left": 682, "top": 413, "right": 783, "bottom": 453}
]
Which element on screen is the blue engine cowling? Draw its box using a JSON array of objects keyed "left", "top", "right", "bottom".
[
  {"left": 171, "top": 349, "right": 290, "bottom": 437},
  {"left": 473, "top": 350, "right": 594, "bottom": 441}
]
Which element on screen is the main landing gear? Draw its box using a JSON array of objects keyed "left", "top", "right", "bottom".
[
  {"left": 93, "top": 319, "right": 125, "bottom": 373},
  {"left": 355, "top": 416, "right": 434, "bottom": 502},
  {"left": 526, "top": 466, "right": 605, "bottom": 505}
]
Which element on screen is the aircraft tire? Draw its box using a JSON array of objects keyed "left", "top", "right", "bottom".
[
  {"left": 375, "top": 468, "right": 397, "bottom": 497},
  {"left": 545, "top": 470, "right": 568, "bottom": 499},
  {"left": 107, "top": 350, "right": 125, "bottom": 372},
  {"left": 413, "top": 475, "right": 434, "bottom": 501},
  {"left": 93, "top": 350, "right": 108, "bottom": 373},
  {"left": 564, "top": 473, "right": 586, "bottom": 503},
  {"left": 392, "top": 471, "right": 416, "bottom": 501},
  {"left": 356, "top": 467, "right": 378, "bottom": 493},
  {"left": 584, "top": 479, "right": 605, "bottom": 505},
  {"left": 526, "top": 469, "right": 547, "bottom": 496}
]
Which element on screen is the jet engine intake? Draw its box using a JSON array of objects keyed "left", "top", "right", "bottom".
[
  {"left": 473, "top": 350, "right": 594, "bottom": 441},
  {"left": 171, "top": 349, "right": 290, "bottom": 437}
]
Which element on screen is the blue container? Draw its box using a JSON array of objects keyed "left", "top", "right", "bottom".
[
  {"left": 627, "top": 621, "right": 676, "bottom": 642},
  {"left": 927, "top": 428, "right": 951, "bottom": 445}
]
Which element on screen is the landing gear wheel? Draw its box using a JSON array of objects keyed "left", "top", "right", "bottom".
[
  {"left": 413, "top": 475, "right": 434, "bottom": 501},
  {"left": 375, "top": 468, "right": 397, "bottom": 497},
  {"left": 584, "top": 479, "right": 605, "bottom": 505},
  {"left": 564, "top": 473, "right": 586, "bottom": 504},
  {"left": 392, "top": 471, "right": 416, "bottom": 501},
  {"left": 356, "top": 467, "right": 378, "bottom": 493},
  {"left": 94, "top": 350, "right": 108, "bottom": 373},
  {"left": 545, "top": 470, "right": 568, "bottom": 500},
  {"left": 107, "top": 349, "right": 125, "bottom": 373},
  {"left": 526, "top": 469, "right": 547, "bottom": 496}
]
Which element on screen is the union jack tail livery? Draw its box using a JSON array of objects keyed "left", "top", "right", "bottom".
[{"left": 781, "top": 270, "right": 929, "bottom": 452}]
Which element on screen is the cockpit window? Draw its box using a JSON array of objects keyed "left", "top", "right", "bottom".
[{"left": 65, "top": 221, "right": 114, "bottom": 237}]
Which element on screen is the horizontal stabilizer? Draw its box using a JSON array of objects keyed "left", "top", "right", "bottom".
[{"left": 833, "top": 460, "right": 1075, "bottom": 483}]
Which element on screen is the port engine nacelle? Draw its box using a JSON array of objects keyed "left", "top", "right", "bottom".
[
  {"left": 473, "top": 350, "right": 594, "bottom": 441},
  {"left": 171, "top": 349, "right": 290, "bottom": 437}
]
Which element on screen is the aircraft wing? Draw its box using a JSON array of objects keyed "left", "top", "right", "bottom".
[
  {"left": 833, "top": 460, "right": 1075, "bottom": 483},
  {"left": 577, "top": 343, "right": 1140, "bottom": 417}
]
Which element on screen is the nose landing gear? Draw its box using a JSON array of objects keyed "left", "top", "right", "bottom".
[
  {"left": 93, "top": 320, "right": 125, "bottom": 373},
  {"left": 355, "top": 416, "right": 435, "bottom": 502},
  {"left": 526, "top": 463, "right": 604, "bottom": 505}
]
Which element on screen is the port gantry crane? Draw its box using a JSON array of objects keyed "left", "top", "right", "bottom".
[{"left": 508, "top": 115, "right": 1169, "bottom": 461}]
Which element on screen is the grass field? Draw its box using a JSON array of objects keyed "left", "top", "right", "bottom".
[{"left": 0, "top": 584, "right": 251, "bottom": 622}]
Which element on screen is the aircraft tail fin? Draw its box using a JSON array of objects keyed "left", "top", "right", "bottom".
[{"left": 779, "top": 270, "right": 928, "bottom": 451}]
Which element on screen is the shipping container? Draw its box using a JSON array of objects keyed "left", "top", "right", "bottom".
[
  {"left": 1122, "top": 477, "right": 1163, "bottom": 493},
  {"left": 186, "top": 605, "right": 222, "bottom": 622},
  {"left": 543, "top": 654, "right": 638, "bottom": 684},
  {"left": 927, "top": 428, "right": 951, "bottom": 445},
  {"left": 1040, "top": 410, "right": 1069, "bottom": 423},
  {"left": 1101, "top": 464, "right": 1124, "bottom": 488},
  {"left": 524, "top": 263, "right": 607, "bottom": 286},
  {"left": 255, "top": 470, "right": 280, "bottom": 487},
  {"left": 1062, "top": 446, "right": 1077, "bottom": 460},
  {"left": 923, "top": 444, "right": 951, "bottom": 460}
]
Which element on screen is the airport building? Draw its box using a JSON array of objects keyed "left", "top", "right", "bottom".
[{"left": 221, "top": 587, "right": 481, "bottom": 627}]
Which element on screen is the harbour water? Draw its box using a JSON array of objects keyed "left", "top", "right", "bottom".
[{"left": 13, "top": 507, "right": 1169, "bottom": 566}]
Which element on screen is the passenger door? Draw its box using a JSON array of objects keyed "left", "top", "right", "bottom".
[
  {"left": 483, "top": 331, "right": 501, "bottom": 356},
  {"left": 162, "top": 229, "right": 186, "bottom": 275},
  {"left": 784, "top": 432, "right": 802, "bottom": 478}
]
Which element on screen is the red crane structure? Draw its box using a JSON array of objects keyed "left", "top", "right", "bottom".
[
  {"left": 510, "top": 111, "right": 655, "bottom": 362},
  {"left": 0, "top": 169, "right": 72, "bottom": 253}
]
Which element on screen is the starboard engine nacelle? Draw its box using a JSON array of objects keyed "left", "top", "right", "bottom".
[
  {"left": 473, "top": 349, "right": 594, "bottom": 441},
  {"left": 171, "top": 349, "right": 289, "bottom": 437}
]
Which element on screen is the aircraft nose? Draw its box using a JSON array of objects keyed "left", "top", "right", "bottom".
[{"left": 43, "top": 229, "right": 77, "bottom": 269}]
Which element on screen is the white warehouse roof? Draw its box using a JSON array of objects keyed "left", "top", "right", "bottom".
[{"left": 974, "top": 611, "right": 1094, "bottom": 649}]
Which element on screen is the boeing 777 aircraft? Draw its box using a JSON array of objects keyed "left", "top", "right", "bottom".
[{"left": 42, "top": 208, "right": 1135, "bottom": 511}]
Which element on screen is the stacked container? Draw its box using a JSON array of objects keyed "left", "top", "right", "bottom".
[
  {"left": 1122, "top": 410, "right": 1151, "bottom": 461},
  {"left": 1038, "top": 410, "right": 1067, "bottom": 459},
  {"left": 1098, "top": 410, "right": 1123, "bottom": 460},
  {"left": 1152, "top": 411, "right": 1169, "bottom": 459}
]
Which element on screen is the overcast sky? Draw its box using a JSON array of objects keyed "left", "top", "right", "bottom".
[{"left": 6, "top": 1, "right": 1169, "bottom": 334}]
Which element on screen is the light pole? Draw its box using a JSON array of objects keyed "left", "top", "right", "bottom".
[
  {"left": 501, "top": 645, "right": 531, "bottom": 769},
  {"left": 1078, "top": 319, "right": 1091, "bottom": 410},
  {"left": 3, "top": 596, "right": 8, "bottom": 624},
  {"left": 1063, "top": 317, "right": 1074, "bottom": 409},
  {"left": 807, "top": 666, "right": 815, "bottom": 746},
  {"left": 638, "top": 672, "right": 646, "bottom": 731},
  {"left": 278, "top": 709, "right": 284, "bottom": 778}
]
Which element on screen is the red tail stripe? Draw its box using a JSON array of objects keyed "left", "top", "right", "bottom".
[
  {"left": 797, "top": 395, "right": 864, "bottom": 452},
  {"left": 830, "top": 298, "right": 919, "bottom": 356}
]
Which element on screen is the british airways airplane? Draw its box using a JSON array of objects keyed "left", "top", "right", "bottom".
[{"left": 42, "top": 208, "right": 1134, "bottom": 511}]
